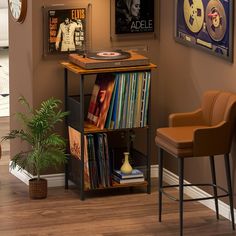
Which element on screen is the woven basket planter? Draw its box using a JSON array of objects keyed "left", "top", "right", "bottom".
[{"left": 29, "top": 178, "right": 47, "bottom": 199}]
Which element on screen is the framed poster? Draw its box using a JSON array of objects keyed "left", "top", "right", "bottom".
[
  {"left": 175, "top": 0, "right": 234, "bottom": 62},
  {"left": 115, "top": 0, "right": 154, "bottom": 34},
  {"left": 43, "top": 6, "right": 87, "bottom": 55}
]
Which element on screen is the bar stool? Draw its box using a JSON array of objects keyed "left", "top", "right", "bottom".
[{"left": 155, "top": 90, "right": 236, "bottom": 236}]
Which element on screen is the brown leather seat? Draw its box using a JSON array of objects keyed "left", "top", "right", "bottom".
[{"left": 155, "top": 90, "right": 236, "bottom": 235}]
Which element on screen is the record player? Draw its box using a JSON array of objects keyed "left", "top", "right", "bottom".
[{"left": 69, "top": 50, "right": 150, "bottom": 69}]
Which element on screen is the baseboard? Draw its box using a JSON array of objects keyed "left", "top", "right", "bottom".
[
  {"left": 9, "top": 162, "right": 235, "bottom": 221},
  {"left": 151, "top": 164, "right": 236, "bottom": 222},
  {"left": 9, "top": 163, "right": 33, "bottom": 185},
  {"left": 9, "top": 162, "right": 65, "bottom": 187}
]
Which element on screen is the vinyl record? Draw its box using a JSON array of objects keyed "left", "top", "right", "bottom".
[
  {"left": 183, "top": 0, "right": 204, "bottom": 33},
  {"left": 86, "top": 50, "right": 131, "bottom": 60},
  {"left": 206, "top": 0, "right": 226, "bottom": 42}
]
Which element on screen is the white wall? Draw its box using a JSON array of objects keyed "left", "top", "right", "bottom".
[{"left": 0, "top": 0, "right": 9, "bottom": 47}]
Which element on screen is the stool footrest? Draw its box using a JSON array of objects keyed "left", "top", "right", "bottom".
[{"left": 160, "top": 183, "right": 229, "bottom": 202}]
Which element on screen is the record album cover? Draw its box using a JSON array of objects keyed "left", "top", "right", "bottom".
[
  {"left": 68, "top": 126, "right": 90, "bottom": 189},
  {"left": 87, "top": 73, "right": 116, "bottom": 129},
  {"left": 175, "top": 0, "right": 233, "bottom": 61},
  {"left": 115, "top": 0, "right": 154, "bottom": 34},
  {"left": 45, "top": 7, "right": 86, "bottom": 54}
]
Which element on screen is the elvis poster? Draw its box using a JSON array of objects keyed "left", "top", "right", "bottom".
[
  {"left": 115, "top": 0, "right": 154, "bottom": 34},
  {"left": 47, "top": 8, "right": 86, "bottom": 54}
]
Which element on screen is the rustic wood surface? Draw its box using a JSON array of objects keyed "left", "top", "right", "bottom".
[
  {"left": 60, "top": 61, "right": 157, "bottom": 75},
  {"left": 0, "top": 117, "right": 235, "bottom": 236}
]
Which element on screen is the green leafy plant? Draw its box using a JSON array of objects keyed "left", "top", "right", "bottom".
[{"left": 2, "top": 96, "right": 69, "bottom": 181}]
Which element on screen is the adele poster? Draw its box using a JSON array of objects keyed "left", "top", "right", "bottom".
[
  {"left": 46, "top": 7, "right": 86, "bottom": 54},
  {"left": 115, "top": 0, "right": 154, "bottom": 34}
]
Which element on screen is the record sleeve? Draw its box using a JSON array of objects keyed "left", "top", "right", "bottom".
[{"left": 44, "top": 7, "right": 87, "bottom": 54}]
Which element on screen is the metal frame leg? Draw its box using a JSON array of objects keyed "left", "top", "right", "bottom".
[
  {"left": 64, "top": 68, "right": 69, "bottom": 190},
  {"left": 224, "top": 154, "right": 235, "bottom": 230},
  {"left": 158, "top": 147, "right": 163, "bottom": 222},
  {"left": 209, "top": 155, "right": 219, "bottom": 219},
  {"left": 79, "top": 74, "right": 85, "bottom": 201},
  {"left": 147, "top": 127, "right": 151, "bottom": 194},
  {"left": 178, "top": 158, "right": 184, "bottom": 236},
  {"left": 65, "top": 156, "right": 69, "bottom": 189}
]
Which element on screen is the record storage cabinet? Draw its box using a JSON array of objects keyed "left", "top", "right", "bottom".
[{"left": 61, "top": 61, "right": 157, "bottom": 200}]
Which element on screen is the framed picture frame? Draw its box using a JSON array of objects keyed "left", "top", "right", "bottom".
[
  {"left": 174, "top": 0, "right": 234, "bottom": 62},
  {"left": 43, "top": 5, "right": 91, "bottom": 56},
  {"left": 114, "top": 0, "right": 155, "bottom": 34}
]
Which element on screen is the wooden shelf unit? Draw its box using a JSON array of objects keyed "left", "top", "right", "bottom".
[{"left": 61, "top": 61, "right": 157, "bottom": 200}]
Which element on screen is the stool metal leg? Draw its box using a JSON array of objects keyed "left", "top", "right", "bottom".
[
  {"left": 209, "top": 155, "right": 219, "bottom": 220},
  {"left": 158, "top": 147, "right": 164, "bottom": 222},
  {"left": 224, "top": 154, "right": 235, "bottom": 230},
  {"left": 178, "top": 158, "right": 184, "bottom": 236}
]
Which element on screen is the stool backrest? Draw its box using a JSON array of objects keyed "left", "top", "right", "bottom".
[
  {"left": 200, "top": 91, "right": 236, "bottom": 154},
  {"left": 202, "top": 90, "right": 236, "bottom": 127}
]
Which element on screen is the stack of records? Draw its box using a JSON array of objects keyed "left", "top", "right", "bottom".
[{"left": 112, "top": 169, "right": 144, "bottom": 184}]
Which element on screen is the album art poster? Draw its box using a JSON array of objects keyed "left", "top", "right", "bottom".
[
  {"left": 115, "top": 0, "right": 154, "bottom": 34},
  {"left": 47, "top": 8, "right": 86, "bottom": 54},
  {"left": 175, "top": 0, "right": 233, "bottom": 61}
]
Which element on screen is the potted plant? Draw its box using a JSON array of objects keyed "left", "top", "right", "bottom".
[{"left": 2, "top": 96, "right": 69, "bottom": 199}]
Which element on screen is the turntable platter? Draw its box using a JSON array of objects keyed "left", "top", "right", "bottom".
[{"left": 86, "top": 50, "right": 131, "bottom": 60}]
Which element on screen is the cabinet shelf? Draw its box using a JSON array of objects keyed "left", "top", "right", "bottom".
[
  {"left": 82, "top": 121, "right": 149, "bottom": 134},
  {"left": 61, "top": 61, "right": 157, "bottom": 75},
  {"left": 83, "top": 181, "right": 148, "bottom": 191},
  {"left": 68, "top": 95, "right": 149, "bottom": 133},
  {"left": 61, "top": 60, "right": 157, "bottom": 200}
]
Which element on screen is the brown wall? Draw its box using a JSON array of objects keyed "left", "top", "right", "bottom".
[
  {"left": 157, "top": 1, "right": 236, "bottom": 206},
  {"left": 9, "top": 0, "right": 236, "bottom": 204}
]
